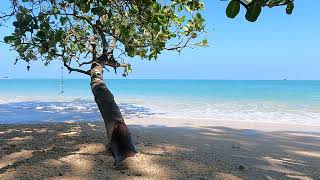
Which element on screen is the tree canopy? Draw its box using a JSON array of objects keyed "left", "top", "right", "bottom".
[{"left": 0, "top": 0, "right": 294, "bottom": 77}]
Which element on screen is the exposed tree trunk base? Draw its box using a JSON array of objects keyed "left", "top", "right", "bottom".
[{"left": 111, "top": 122, "right": 137, "bottom": 165}]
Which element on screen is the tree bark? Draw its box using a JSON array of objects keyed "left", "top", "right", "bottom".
[{"left": 90, "top": 61, "right": 136, "bottom": 165}]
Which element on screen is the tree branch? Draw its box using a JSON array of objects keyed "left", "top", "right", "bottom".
[
  {"left": 106, "top": 61, "right": 129, "bottom": 69},
  {"left": 78, "top": 60, "right": 94, "bottom": 67},
  {"left": 63, "top": 61, "right": 90, "bottom": 75},
  {"left": 165, "top": 35, "right": 193, "bottom": 52},
  {"left": 96, "top": 20, "right": 109, "bottom": 54},
  {"left": 108, "top": 37, "right": 117, "bottom": 53}
]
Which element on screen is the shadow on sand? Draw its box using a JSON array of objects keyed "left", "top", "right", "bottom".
[
  {"left": 0, "top": 101, "right": 164, "bottom": 124},
  {"left": 0, "top": 121, "right": 320, "bottom": 179}
]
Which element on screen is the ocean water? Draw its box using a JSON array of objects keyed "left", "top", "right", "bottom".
[{"left": 0, "top": 79, "right": 320, "bottom": 125}]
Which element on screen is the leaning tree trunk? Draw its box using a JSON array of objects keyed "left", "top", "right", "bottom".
[{"left": 90, "top": 61, "right": 136, "bottom": 165}]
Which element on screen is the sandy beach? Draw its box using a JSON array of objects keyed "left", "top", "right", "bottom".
[{"left": 1, "top": 117, "right": 320, "bottom": 180}]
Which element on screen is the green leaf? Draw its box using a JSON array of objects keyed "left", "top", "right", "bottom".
[
  {"left": 256, "top": 0, "right": 269, "bottom": 5},
  {"left": 60, "top": 17, "right": 68, "bottom": 25},
  {"left": 185, "top": 5, "right": 192, "bottom": 13},
  {"left": 226, "top": 0, "right": 240, "bottom": 19},
  {"left": 196, "top": 39, "right": 208, "bottom": 47},
  {"left": 178, "top": 16, "right": 186, "bottom": 23},
  {"left": 245, "top": 3, "right": 262, "bottom": 22},
  {"left": 52, "top": 6, "right": 59, "bottom": 14},
  {"left": 12, "top": 21, "right": 19, "bottom": 27},
  {"left": 4, "top": 36, "right": 16, "bottom": 43},
  {"left": 91, "top": 8, "right": 98, "bottom": 14},
  {"left": 286, "top": 1, "right": 294, "bottom": 15},
  {"left": 81, "top": 4, "right": 90, "bottom": 13},
  {"left": 183, "top": 26, "right": 190, "bottom": 32},
  {"left": 170, "top": 33, "right": 177, "bottom": 37},
  {"left": 36, "top": 30, "right": 46, "bottom": 39}
]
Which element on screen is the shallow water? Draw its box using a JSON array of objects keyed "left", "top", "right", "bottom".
[{"left": 0, "top": 79, "right": 319, "bottom": 125}]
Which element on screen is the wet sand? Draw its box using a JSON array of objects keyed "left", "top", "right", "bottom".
[{"left": 1, "top": 118, "right": 320, "bottom": 179}]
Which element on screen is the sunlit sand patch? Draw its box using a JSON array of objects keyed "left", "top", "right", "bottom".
[
  {"left": 291, "top": 150, "right": 320, "bottom": 158},
  {"left": 58, "top": 131, "right": 79, "bottom": 137},
  {"left": 44, "top": 175, "right": 89, "bottom": 180},
  {"left": 44, "top": 159, "right": 65, "bottom": 167},
  {"left": 294, "top": 141, "right": 320, "bottom": 148},
  {"left": 165, "top": 145, "right": 194, "bottom": 153},
  {"left": 63, "top": 120, "right": 77, "bottom": 124},
  {"left": 0, "top": 169, "right": 17, "bottom": 180},
  {"left": 87, "top": 123, "right": 96, "bottom": 127},
  {"left": 75, "top": 143, "right": 106, "bottom": 155},
  {"left": 146, "top": 144, "right": 194, "bottom": 154},
  {"left": 265, "top": 175, "right": 275, "bottom": 180},
  {"left": 58, "top": 126, "right": 82, "bottom": 137},
  {"left": 0, "top": 129, "right": 16, "bottom": 134},
  {"left": 7, "top": 136, "right": 33, "bottom": 145},
  {"left": 284, "top": 132, "right": 320, "bottom": 139},
  {"left": 278, "top": 158, "right": 309, "bottom": 167},
  {"left": 33, "top": 128, "right": 48, "bottom": 133},
  {"left": 141, "top": 146, "right": 166, "bottom": 155},
  {"left": 59, "top": 154, "right": 94, "bottom": 175},
  {"left": 20, "top": 128, "right": 33, "bottom": 133},
  {"left": 123, "top": 153, "right": 172, "bottom": 179},
  {"left": 257, "top": 156, "right": 306, "bottom": 176},
  {"left": 0, "top": 150, "right": 33, "bottom": 169},
  {"left": 8, "top": 136, "right": 33, "bottom": 141},
  {"left": 217, "top": 172, "right": 242, "bottom": 180},
  {"left": 87, "top": 123, "right": 97, "bottom": 131},
  {"left": 122, "top": 146, "right": 189, "bottom": 178},
  {"left": 286, "top": 174, "right": 314, "bottom": 180},
  {"left": 200, "top": 127, "right": 226, "bottom": 133},
  {"left": 201, "top": 132, "right": 220, "bottom": 136}
]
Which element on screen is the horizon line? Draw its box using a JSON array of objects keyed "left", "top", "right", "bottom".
[{"left": 1, "top": 78, "right": 320, "bottom": 81}]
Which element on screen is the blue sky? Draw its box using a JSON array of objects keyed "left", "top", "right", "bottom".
[{"left": 0, "top": 0, "right": 319, "bottom": 80}]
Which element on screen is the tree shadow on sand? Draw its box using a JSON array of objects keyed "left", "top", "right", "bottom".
[
  {"left": 0, "top": 121, "right": 320, "bottom": 179},
  {"left": 0, "top": 101, "right": 165, "bottom": 124}
]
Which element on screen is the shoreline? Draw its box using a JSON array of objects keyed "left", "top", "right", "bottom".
[
  {"left": 1, "top": 96, "right": 320, "bottom": 126},
  {"left": 2, "top": 117, "right": 319, "bottom": 132},
  {"left": 1, "top": 117, "right": 320, "bottom": 179},
  {"left": 126, "top": 117, "right": 320, "bottom": 132}
]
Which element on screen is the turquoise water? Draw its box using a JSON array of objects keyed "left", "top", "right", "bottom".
[{"left": 0, "top": 79, "right": 320, "bottom": 124}]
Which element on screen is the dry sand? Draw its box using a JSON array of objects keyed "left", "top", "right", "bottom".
[{"left": 1, "top": 118, "right": 320, "bottom": 179}]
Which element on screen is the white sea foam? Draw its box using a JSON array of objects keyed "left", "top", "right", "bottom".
[
  {"left": 141, "top": 99, "right": 320, "bottom": 125},
  {"left": 1, "top": 96, "right": 320, "bottom": 125}
]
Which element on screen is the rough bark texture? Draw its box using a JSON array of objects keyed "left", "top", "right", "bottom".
[{"left": 90, "top": 61, "right": 136, "bottom": 165}]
